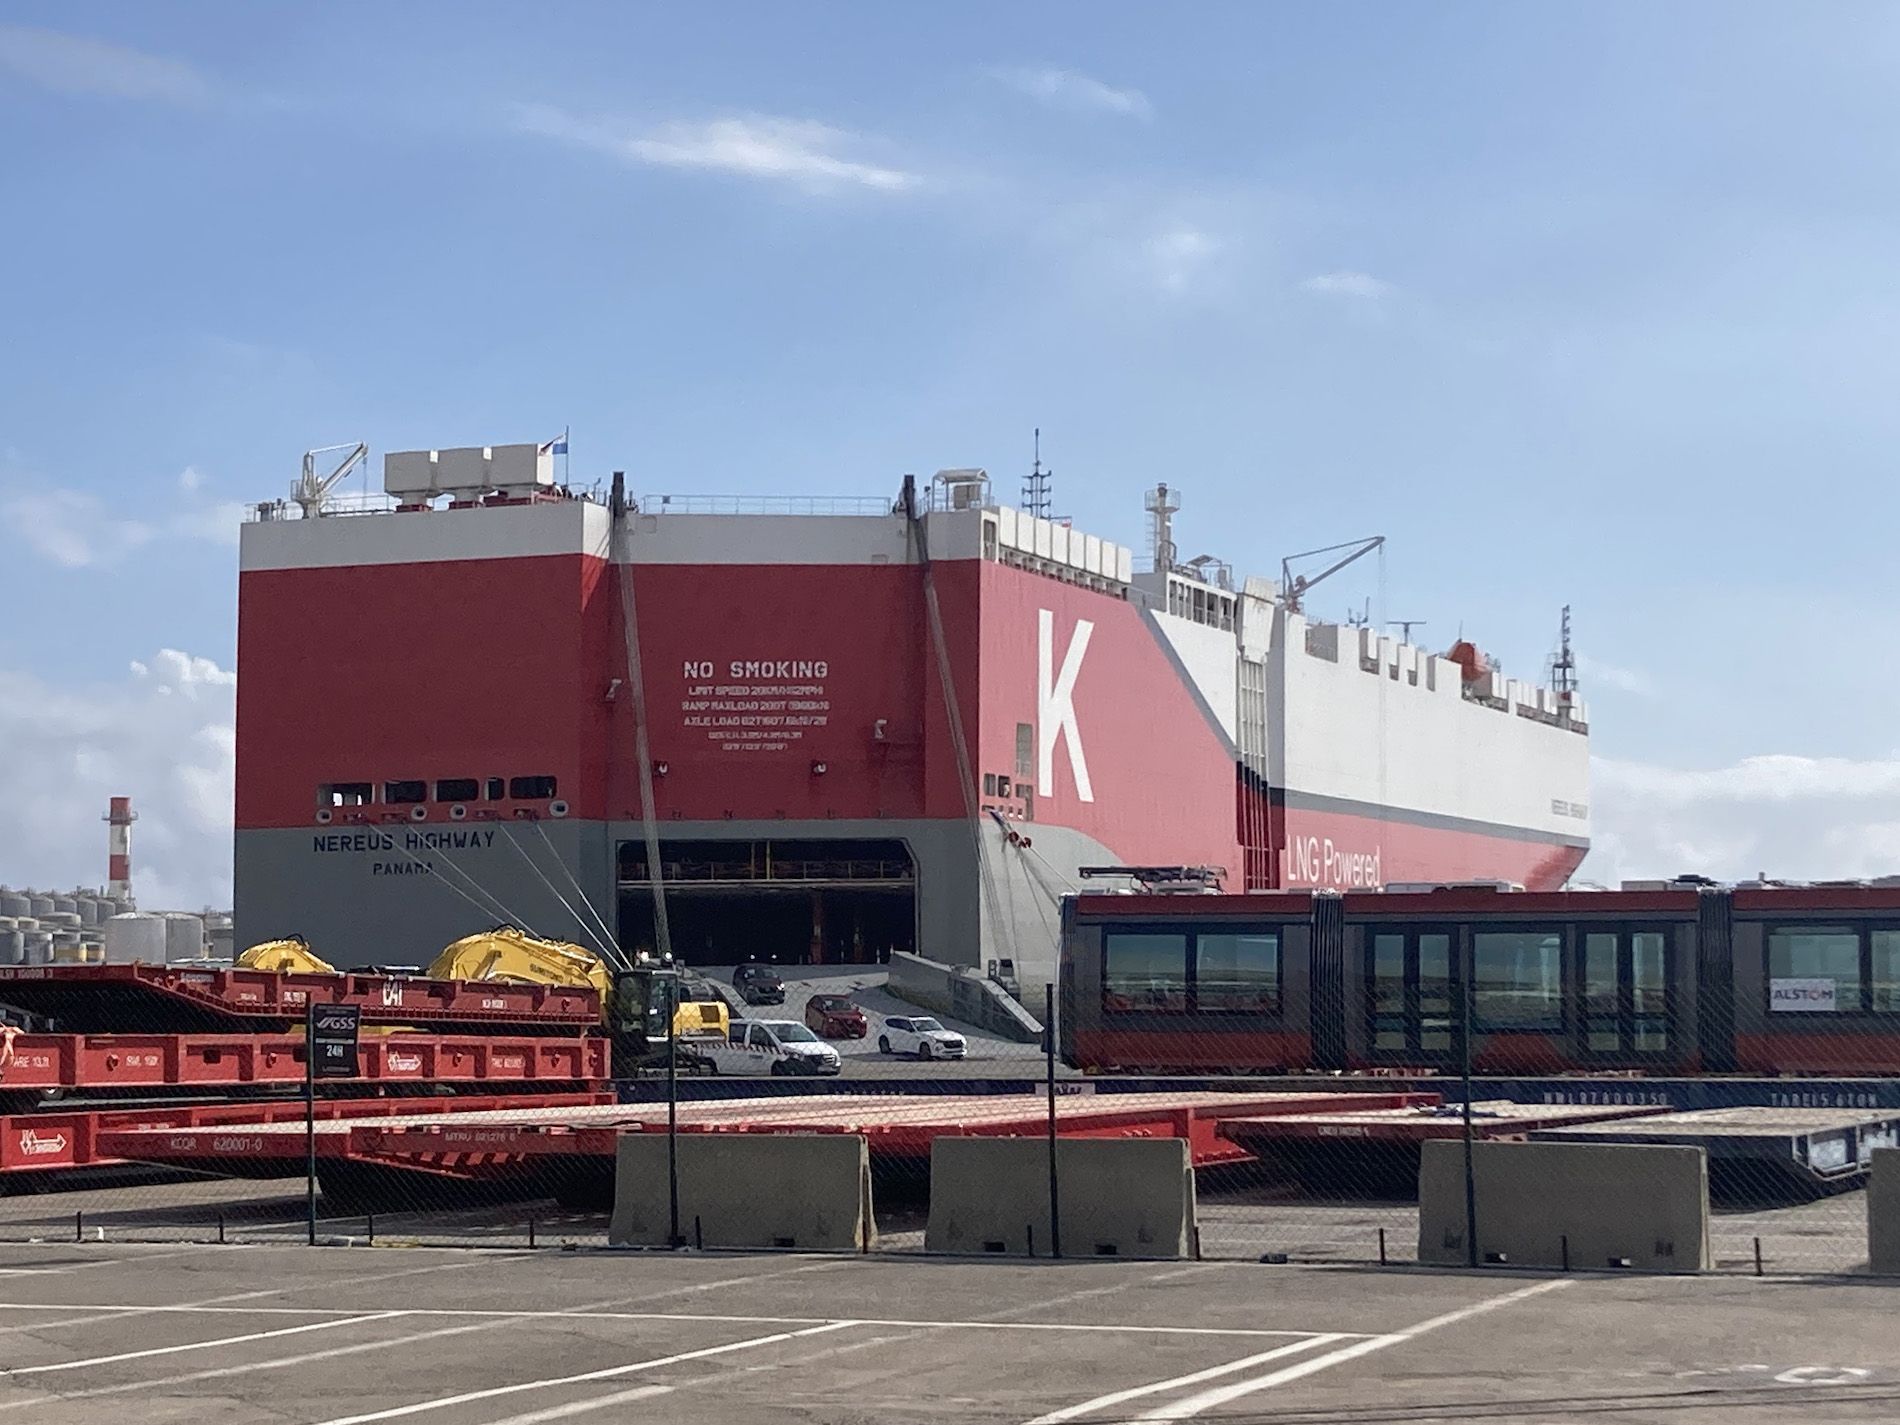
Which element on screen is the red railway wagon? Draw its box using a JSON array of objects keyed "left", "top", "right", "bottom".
[{"left": 1059, "top": 883, "right": 1900, "bottom": 1077}]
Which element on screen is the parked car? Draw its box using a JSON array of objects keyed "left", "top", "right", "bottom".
[
  {"left": 878, "top": 1015, "right": 967, "bottom": 1060},
  {"left": 702, "top": 1019, "right": 842, "bottom": 1076},
  {"left": 804, "top": 993, "right": 869, "bottom": 1039},
  {"left": 732, "top": 964, "right": 786, "bottom": 1006}
]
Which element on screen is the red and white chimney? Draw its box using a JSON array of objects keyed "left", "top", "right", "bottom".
[{"left": 104, "top": 796, "right": 137, "bottom": 901}]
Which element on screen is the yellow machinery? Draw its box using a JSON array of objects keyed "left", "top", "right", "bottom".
[
  {"left": 425, "top": 926, "right": 612, "bottom": 1003},
  {"left": 236, "top": 936, "right": 338, "bottom": 975},
  {"left": 237, "top": 924, "right": 728, "bottom": 1055}
]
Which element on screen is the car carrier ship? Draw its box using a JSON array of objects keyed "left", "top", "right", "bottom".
[{"left": 233, "top": 440, "right": 1591, "bottom": 986}]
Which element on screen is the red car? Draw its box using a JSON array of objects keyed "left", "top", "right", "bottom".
[{"left": 804, "top": 993, "right": 869, "bottom": 1039}]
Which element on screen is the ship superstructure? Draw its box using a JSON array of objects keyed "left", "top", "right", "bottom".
[{"left": 234, "top": 444, "right": 1589, "bottom": 985}]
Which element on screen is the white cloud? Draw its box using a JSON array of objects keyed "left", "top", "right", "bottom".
[
  {"left": 0, "top": 475, "right": 241, "bottom": 568},
  {"left": 1585, "top": 751, "right": 1900, "bottom": 887},
  {"left": 1145, "top": 226, "right": 1221, "bottom": 294},
  {"left": 514, "top": 106, "right": 919, "bottom": 194},
  {"left": 178, "top": 465, "right": 205, "bottom": 492},
  {"left": 1301, "top": 270, "right": 1394, "bottom": 300},
  {"left": 0, "top": 24, "right": 210, "bottom": 105},
  {"left": 0, "top": 650, "right": 235, "bottom": 910},
  {"left": 989, "top": 66, "right": 1153, "bottom": 120},
  {"left": 1577, "top": 653, "right": 1656, "bottom": 698}
]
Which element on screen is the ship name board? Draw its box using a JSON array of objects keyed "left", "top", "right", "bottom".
[
  {"left": 311, "top": 829, "right": 497, "bottom": 879},
  {"left": 1287, "top": 836, "right": 1384, "bottom": 890}
]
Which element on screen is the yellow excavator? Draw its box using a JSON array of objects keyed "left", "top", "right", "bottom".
[
  {"left": 238, "top": 925, "right": 727, "bottom": 1073},
  {"left": 236, "top": 936, "right": 338, "bottom": 975}
]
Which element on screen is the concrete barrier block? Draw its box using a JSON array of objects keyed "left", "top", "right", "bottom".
[
  {"left": 1419, "top": 1139, "right": 1711, "bottom": 1273},
  {"left": 609, "top": 1132, "right": 874, "bottom": 1252},
  {"left": 926, "top": 1137, "right": 1195, "bottom": 1260},
  {"left": 1870, "top": 1148, "right": 1900, "bottom": 1275}
]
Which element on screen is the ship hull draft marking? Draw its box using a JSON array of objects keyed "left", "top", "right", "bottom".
[{"left": 1038, "top": 608, "right": 1094, "bottom": 802}]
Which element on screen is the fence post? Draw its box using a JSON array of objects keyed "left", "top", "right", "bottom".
[
  {"left": 1045, "top": 983, "right": 1061, "bottom": 1260},
  {"left": 1459, "top": 932, "right": 1478, "bottom": 1269}
]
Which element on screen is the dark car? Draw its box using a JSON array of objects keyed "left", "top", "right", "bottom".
[
  {"left": 804, "top": 993, "right": 869, "bottom": 1039},
  {"left": 732, "top": 964, "right": 786, "bottom": 1006}
]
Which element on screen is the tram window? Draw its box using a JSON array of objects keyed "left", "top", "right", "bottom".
[
  {"left": 1103, "top": 933, "right": 1188, "bottom": 1013},
  {"left": 1196, "top": 933, "right": 1280, "bottom": 1012},
  {"left": 1418, "top": 933, "right": 1453, "bottom": 1049},
  {"left": 1583, "top": 933, "right": 1619, "bottom": 1051},
  {"left": 1371, "top": 933, "right": 1406, "bottom": 1049},
  {"left": 1768, "top": 926, "right": 1861, "bottom": 1010},
  {"left": 1472, "top": 930, "right": 1562, "bottom": 1030},
  {"left": 1873, "top": 930, "right": 1900, "bottom": 1012},
  {"left": 1632, "top": 932, "right": 1669, "bottom": 1048}
]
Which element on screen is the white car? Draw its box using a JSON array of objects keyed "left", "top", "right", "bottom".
[
  {"left": 702, "top": 1020, "right": 843, "bottom": 1077},
  {"left": 878, "top": 1016, "right": 967, "bottom": 1061}
]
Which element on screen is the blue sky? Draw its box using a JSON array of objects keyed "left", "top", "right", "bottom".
[{"left": 3, "top": 3, "right": 1899, "bottom": 904}]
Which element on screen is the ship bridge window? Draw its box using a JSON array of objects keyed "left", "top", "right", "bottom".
[
  {"left": 320, "top": 783, "right": 372, "bottom": 808},
  {"left": 435, "top": 778, "right": 480, "bottom": 802},
  {"left": 1472, "top": 928, "right": 1564, "bottom": 1030},
  {"left": 509, "top": 775, "right": 558, "bottom": 800},
  {"left": 383, "top": 780, "right": 427, "bottom": 805}
]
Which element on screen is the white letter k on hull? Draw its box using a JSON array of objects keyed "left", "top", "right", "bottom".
[{"left": 1038, "top": 609, "right": 1094, "bottom": 803}]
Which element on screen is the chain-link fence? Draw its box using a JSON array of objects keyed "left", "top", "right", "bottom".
[{"left": 0, "top": 941, "right": 1891, "bottom": 1275}]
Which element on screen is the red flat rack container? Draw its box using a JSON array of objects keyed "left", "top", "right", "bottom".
[
  {"left": 0, "top": 1030, "right": 608, "bottom": 1092},
  {"left": 0, "top": 964, "right": 600, "bottom": 1034}
]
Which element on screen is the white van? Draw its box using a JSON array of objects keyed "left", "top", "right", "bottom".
[{"left": 702, "top": 1019, "right": 843, "bottom": 1077}]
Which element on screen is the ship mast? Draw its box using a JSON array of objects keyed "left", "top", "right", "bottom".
[{"left": 1549, "top": 604, "right": 1579, "bottom": 719}]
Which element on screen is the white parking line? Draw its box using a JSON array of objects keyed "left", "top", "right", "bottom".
[
  {"left": 1112, "top": 1278, "right": 1575, "bottom": 1423},
  {"left": 0, "top": 1250, "right": 530, "bottom": 1335},
  {"left": 1023, "top": 1335, "right": 1350, "bottom": 1424},
  {"left": 314, "top": 1321, "right": 859, "bottom": 1425},
  {"left": 0, "top": 1316, "right": 524, "bottom": 1412},
  {"left": 0, "top": 1300, "right": 1347, "bottom": 1338},
  {"left": 472, "top": 1383, "right": 673, "bottom": 1425},
  {"left": 5, "top": 1310, "right": 409, "bottom": 1376}
]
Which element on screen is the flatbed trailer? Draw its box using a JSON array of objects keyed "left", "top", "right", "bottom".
[
  {"left": 0, "top": 964, "right": 600, "bottom": 1034},
  {"left": 95, "top": 1089, "right": 1440, "bottom": 1208},
  {"left": 1, "top": 1090, "right": 614, "bottom": 1176}
]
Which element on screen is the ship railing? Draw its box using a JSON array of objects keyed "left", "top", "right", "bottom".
[
  {"left": 618, "top": 858, "right": 915, "bottom": 885},
  {"left": 246, "top": 493, "right": 400, "bottom": 522},
  {"left": 636, "top": 494, "right": 897, "bottom": 517}
]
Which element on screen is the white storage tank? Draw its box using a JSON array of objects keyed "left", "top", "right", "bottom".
[
  {"left": 0, "top": 891, "right": 27, "bottom": 918},
  {"left": 51, "top": 931, "right": 83, "bottom": 963},
  {"left": 103, "top": 912, "right": 168, "bottom": 964},
  {"left": 76, "top": 896, "right": 105, "bottom": 926},
  {"left": 26, "top": 895, "right": 54, "bottom": 919},
  {"left": 52, "top": 895, "right": 78, "bottom": 916},
  {"left": 0, "top": 928, "right": 22, "bottom": 966},
  {"left": 164, "top": 912, "right": 206, "bottom": 963},
  {"left": 205, "top": 913, "right": 235, "bottom": 962},
  {"left": 40, "top": 912, "right": 81, "bottom": 933},
  {"left": 21, "top": 931, "right": 51, "bottom": 966}
]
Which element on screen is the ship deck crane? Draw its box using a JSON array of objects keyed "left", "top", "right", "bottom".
[
  {"left": 292, "top": 441, "right": 369, "bottom": 518},
  {"left": 1280, "top": 535, "right": 1385, "bottom": 615}
]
